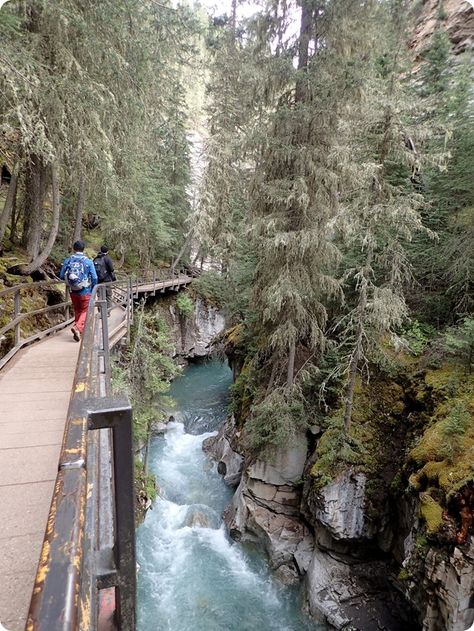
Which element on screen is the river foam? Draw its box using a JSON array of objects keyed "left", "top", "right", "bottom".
[{"left": 137, "top": 360, "right": 320, "bottom": 631}]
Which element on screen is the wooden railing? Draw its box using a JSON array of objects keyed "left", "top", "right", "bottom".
[
  {"left": 0, "top": 268, "right": 192, "bottom": 371},
  {"left": 0, "top": 280, "right": 73, "bottom": 370}
]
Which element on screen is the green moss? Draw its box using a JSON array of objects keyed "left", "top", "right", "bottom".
[
  {"left": 420, "top": 494, "right": 444, "bottom": 534},
  {"left": 409, "top": 369, "right": 474, "bottom": 496},
  {"left": 416, "top": 532, "right": 429, "bottom": 550},
  {"left": 398, "top": 568, "right": 411, "bottom": 581},
  {"left": 424, "top": 363, "right": 464, "bottom": 397},
  {"left": 310, "top": 375, "right": 407, "bottom": 492},
  {"left": 310, "top": 414, "right": 365, "bottom": 490},
  {"left": 229, "top": 360, "right": 255, "bottom": 422}
]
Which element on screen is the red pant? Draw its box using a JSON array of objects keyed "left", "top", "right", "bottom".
[{"left": 70, "top": 293, "right": 91, "bottom": 334}]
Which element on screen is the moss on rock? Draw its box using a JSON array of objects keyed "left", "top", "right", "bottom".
[{"left": 408, "top": 366, "right": 474, "bottom": 497}]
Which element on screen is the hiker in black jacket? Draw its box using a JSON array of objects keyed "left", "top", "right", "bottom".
[{"left": 93, "top": 245, "right": 116, "bottom": 313}]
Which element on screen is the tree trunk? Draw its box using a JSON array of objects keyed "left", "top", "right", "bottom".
[
  {"left": 230, "top": 0, "right": 237, "bottom": 34},
  {"left": 72, "top": 173, "right": 86, "bottom": 245},
  {"left": 295, "top": 1, "right": 314, "bottom": 103},
  {"left": 24, "top": 154, "right": 47, "bottom": 258},
  {"left": 171, "top": 228, "right": 194, "bottom": 272},
  {"left": 22, "top": 164, "right": 61, "bottom": 274},
  {"left": 286, "top": 338, "right": 296, "bottom": 388},
  {"left": 0, "top": 164, "right": 19, "bottom": 246},
  {"left": 343, "top": 274, "right": 369, "bottom": 431},
  {"left": 10, "top": 184, "right": 19, "bottom": 244}
]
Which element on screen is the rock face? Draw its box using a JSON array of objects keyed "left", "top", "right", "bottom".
[
  {"left": 401, "top": 524, "right": 474, "bottom": 631},
  {"left": 411, "top": 0, "right": 474, "bottom": 58},
  {"left": 202, "top": 417, "right": 243, "bottom": 487},
  {"left": 220, "top": 433, "right": 311, "bottom": 582},
  {"left": 421, "top": 542, "right": 474, "bottom": 631},
  {"left": 306, "top": 548, "right": 420, "bottom": 631},
  {"left": 305, "top": 470, "right": 378, "bottom": 541},
  {"left": 178, "top": 296, "right": 225, "bottom": 358}
]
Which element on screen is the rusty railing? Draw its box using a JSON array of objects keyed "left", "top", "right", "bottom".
[{"left": 0, "top": 269, "right": 193, "bottom": 630}]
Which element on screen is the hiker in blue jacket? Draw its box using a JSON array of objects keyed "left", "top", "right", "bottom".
[{"left": 60, "top": 241, "right": 97, "bottom": 341}]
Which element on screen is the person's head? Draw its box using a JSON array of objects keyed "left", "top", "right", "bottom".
[
  {"left": 100, "top": 245, "right": 109, "bottom": 254},
  {"left": 73, "top": 240, "right": 85, "bottom": 253}
]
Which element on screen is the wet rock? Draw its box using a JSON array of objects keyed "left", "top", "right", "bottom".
[
  {"left": 184, "top": 505, "right": 220, "bottom": 530},
  {"left": 225, "top": 471, "right": 314, "bottom": 579},
  {"left": 203, "top": 417, "right": 243, "bottom": 487},
  {"left": 306, "top": 470, "right": 378, "bottom": 541},
  {"left": 247, "top": 478, "right": 302, "bottom": 517},
  {"left": 294, "top": 535, "right": 315, "bottom": 574},
  {"left": 248, "top": 433, "right": 308, "bottom": 486},
  {"left": 152, "top": 422, "right": 168, "bottom": 434},
  {"left": 245, "top": 497, "right": 311, "bottom": 569},
  {"left": 181, "top": 297, "right": 225, "bottom": 357},
  {"left": 186, "top": 511, "right": 210, "bottom": 528},
  {"left": 306, "top": 547, "right": 421, "bottom": 631}
]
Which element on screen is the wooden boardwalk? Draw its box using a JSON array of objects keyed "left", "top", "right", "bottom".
[
  {"left": 0, "top": 274, "right": 192, "bottom": 630},
  {"left": 0, "top": 310, "right": 123, "bottom": 631}
]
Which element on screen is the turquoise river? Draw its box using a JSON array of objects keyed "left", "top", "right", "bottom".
[{"left": 137, "top": 359, "right": 325, "bottom": 631}]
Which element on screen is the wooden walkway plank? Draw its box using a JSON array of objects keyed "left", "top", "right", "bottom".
[
  {"left": 0, "top": 324, "right": 80, "bottom": 631},
  {"left": 0, "top": 308, "right": 125, "bottom": 631}
]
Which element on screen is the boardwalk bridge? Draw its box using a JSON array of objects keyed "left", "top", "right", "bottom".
[{"left": 0, "top": 270, "right": 193, "bottom": 631}]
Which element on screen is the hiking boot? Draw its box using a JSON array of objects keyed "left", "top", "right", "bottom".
[{"left": 71, "top": 326, "right": 81, "bottom": 342}]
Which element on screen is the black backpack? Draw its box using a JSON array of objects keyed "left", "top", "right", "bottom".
[{"left": 93, "top": 255, "right": 108, "bottom": 282}]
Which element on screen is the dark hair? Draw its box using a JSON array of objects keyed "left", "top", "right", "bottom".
[
  {"left": 100, "top": 245, "right": 109, "bottom": 254},
  {"left": 73, "top": 240, "right": 85, "bottom": 252}
]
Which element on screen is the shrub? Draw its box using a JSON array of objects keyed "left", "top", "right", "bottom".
[
  {"left": 191, "top": 271, "right": 227, "bottom": 306},
  {"left": 443, "top": 317, "right": 474, "bottom": 373},
  {"left": 176, "top": 292, "right": 194, "bottom": 318},
  {"left": 245, "top": 388, "right": 308, "bottom": 452}
]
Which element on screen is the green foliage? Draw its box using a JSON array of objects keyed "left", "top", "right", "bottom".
[
  {"left": 191, "top": 271, "right": 227, "bottom": 307},
  {"left": 0, "top": 0, "right": 197, "bottom": 263},
  {"left": 310, "top": 415, "right": 365, "bottom": 490},
  {"left": 443, "top": 317, "right": 474, "bottom": 373},
  {"left": 176, "top": 293, "right": 194, "bottom": 318},
  {"left": 402, "top": 320, "right": 437, "bottom": 356},
  {"left": 113, "top": 303, "right": 178, "bottom": 443},
  {"left": 245, "top": 389, "right": 309, "bottom": 452},
  {"left": 443, "top": 402, "right": 470, "bottom": 437}
]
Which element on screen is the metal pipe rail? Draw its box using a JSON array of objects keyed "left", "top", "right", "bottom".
[
  {"left": 0, "top": 270, "right": 193, "bottom": 630},
  {"left": 25, "top": 282, "right": 136, "bottom": 631}
]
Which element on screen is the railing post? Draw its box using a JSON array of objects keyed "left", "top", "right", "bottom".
[
  {"left": 14, "top": 288, "right": 21, "bottom": 346},
  {"left": 98, "top": 286, "right": 111, "bottom": 392},
  {"left": 152, "top": 270, "right": 156, "bottom": 297},
  {"left": 89, "top": 402, "right": 136, "bottom": 631},
  {"left": 112, "top": 407, "right": 136, "bottom": 631},
  {"left": 64, "top": 285, "right": 71, "bottom": 321},
  {"left": 128, "top": 277, "right": 133, "bottom": 329}
]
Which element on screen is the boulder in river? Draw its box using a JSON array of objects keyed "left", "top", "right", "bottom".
[{"left": 203, "top": 417, "right": 243, "bottom": 487}]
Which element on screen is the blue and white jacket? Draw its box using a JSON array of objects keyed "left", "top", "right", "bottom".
[{"left": 60, "top": 252, "right": 98, "bottom": 296}]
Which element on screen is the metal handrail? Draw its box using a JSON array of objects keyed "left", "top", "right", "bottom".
[{"left": 16, "top": 271, "right": 193, "bottom": 630}]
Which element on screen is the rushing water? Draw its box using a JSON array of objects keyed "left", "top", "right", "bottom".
[{"left": 137, "top": 360, "right": 322, "bottom": 631}]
